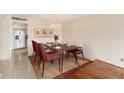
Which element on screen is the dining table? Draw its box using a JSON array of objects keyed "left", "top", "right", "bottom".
[{"left": 45, "top": 43, "right": 82, "bottom": 72}]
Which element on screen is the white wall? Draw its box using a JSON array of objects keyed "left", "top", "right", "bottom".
[
  {"left": 0, "top": 15, "right": 11, "bottom": 60},
  {"left": 62, "top": 15, "right": 124, "bottom": 68}
]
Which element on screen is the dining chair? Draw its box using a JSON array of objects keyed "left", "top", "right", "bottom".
[
  {"left": 35, "top": 43, "right": 41, "bottom": 66},
  {"left": 38, "top": 43, "right": 61, "bottom": 77},
  {"left": 32, "top": 40, "right": 37, "bottom": 61},
  {"left": 67, "top": 47, "right": 84, "bottom": 66}
]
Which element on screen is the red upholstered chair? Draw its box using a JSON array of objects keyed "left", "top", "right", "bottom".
[
  {"left": 35, "top": 43, "right": 41, "bottom": 65},
  {"left": 68, "top": 48, "right": 84, "bottom": 66},
  {"left": 32, "top": 40, "right": 37, "bottom": 61},
  {"left": 38, "top": 43, "right": 61, "bottom": 77}
]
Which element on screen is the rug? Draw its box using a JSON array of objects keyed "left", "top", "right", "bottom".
[{"left": 29, "top": 56, "right": 90, "bottom": 79}]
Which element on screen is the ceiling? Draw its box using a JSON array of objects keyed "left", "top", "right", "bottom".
[{"left": 12, "top": 14, "right": 91, "bottom": 23}]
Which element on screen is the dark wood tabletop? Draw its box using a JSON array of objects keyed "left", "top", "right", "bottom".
[{"left": 45, "top": 43, "right": 81, "bottom": 52}]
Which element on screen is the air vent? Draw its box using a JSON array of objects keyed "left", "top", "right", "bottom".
[{"left": 12, "top": 16, "right": 27, "bottom": 21}]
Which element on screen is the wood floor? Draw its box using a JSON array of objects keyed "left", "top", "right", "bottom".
[{"left": 55, "top": 60, "right": 124, "bottom": 79}]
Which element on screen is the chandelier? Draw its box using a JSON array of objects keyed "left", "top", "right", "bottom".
[{"left": 51, "top": 14, "right": 59, "bottom": 32}]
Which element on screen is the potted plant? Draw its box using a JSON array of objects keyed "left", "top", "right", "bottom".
[{"left": 54, "top": 35, "right": 59, "bottom": 45}]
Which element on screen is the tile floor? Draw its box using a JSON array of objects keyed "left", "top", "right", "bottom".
[{"left": 0, "top": 48, "right": 37, "bottom": 79}]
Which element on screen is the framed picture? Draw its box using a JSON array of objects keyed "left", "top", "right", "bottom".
[
  {"left": 42, "top": 28, "right": 48, "bottom": 37},
  {"left": 34, "top": 27, "right": 54, "bottom": 38},
  {"left": 34, "top": 28, "right": 41, "bottom": 38}
]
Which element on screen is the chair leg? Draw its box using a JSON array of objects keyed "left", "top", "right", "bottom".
[
  {"left": 65, "top": 51, "right": 69, "bottom": 59},
  {"left": 59, "top": 58, "right": 61, "bottom": 72},
  {"left": 74, "top": 53, "right": 80, "bottom": 66},
  {"left": 61, "top": 58, "right": 63, "bottom": 73},
  {"left": 36, "top": 55, "right": 39, "bottom": 64},
  {"left": 51, "top": 60, "right": 53, "bottom": 64},
  {"left": 38, "top": 57, "right": 42, "bottom": 69},
  {"left": 36, "top": 55, "right": 39, "bottom": 65},
  {"left": 34, "top": 54, "right": 37, "bottom": 62},
  {"left": 38, "top": 59, "right": 41, "bottom": 70},
  {"left": 73, "top": 53, "right": 77, "bottom": 65},
  {"left": 37, "top": 56, "right": 40, "bottom": 66},
  {"left": 32, "top": 51, "right": 35, "bottom": 61},
  {"left": 81, "top": 51, "right": 85, "bottom": 61},
  {"left": 32, "top": 51, "right": 34, "bottom": 58},
  {"left": 42, "top": 60, "right": 45, "bottom": 77}
]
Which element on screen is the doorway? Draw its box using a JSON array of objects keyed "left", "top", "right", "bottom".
[{"left": 12, "top": 22, "right": 28, "bottom": 49}]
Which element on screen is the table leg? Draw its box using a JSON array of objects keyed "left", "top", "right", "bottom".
[{"left": 61, "top": 51, "right": 64, "bottom": 73}]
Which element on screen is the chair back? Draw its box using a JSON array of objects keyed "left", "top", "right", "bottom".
[
  {"left": 38, "top": 43, "right": 47, "bottom": 60},
  {"left": 35, "top": 43, "right": 40, "bottom": 55},
  {"left": 32, "top": 40, "right": 37, "bottom": 52}
]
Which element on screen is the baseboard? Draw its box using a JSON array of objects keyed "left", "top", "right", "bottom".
[
  {"left": 77, "top": 55, "right": 93, "bottom": 62},
  {"left": 13, "top": 47, "right": 27, "bottom": 50},
  {"left": 94, "top": 59, "right": 124, "bottom": 69}
]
